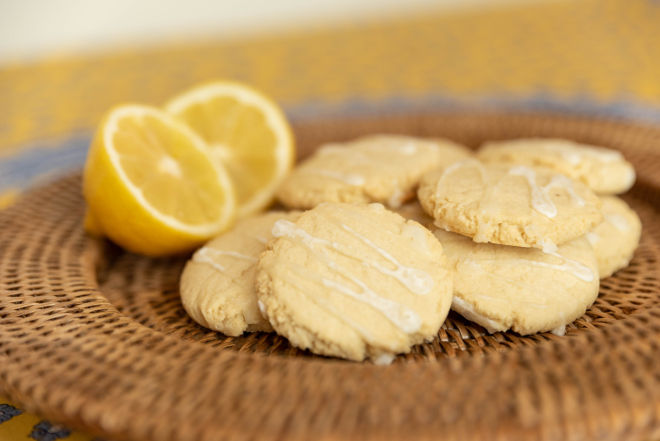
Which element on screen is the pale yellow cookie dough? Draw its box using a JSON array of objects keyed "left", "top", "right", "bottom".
[
  {"left": 256, "top": 202, "right": 453, "bottom": 362},
  {"left": 276, "top": 134, "right": 471, "bottom": 209},
  {"left": 433, "top": 229, "right": 599, "bottom": 335},
  {"left": 180, "top": 211, "right": 301, "bottom": 336},
  {"left": 418, "top": 160, "right": 602, "bottom": 249},
  {"left": 478, "top": 138, "right": 636, "bottom": 195},
  {"left": 586, "top": 196, "right": 642, "bottom": 278}
]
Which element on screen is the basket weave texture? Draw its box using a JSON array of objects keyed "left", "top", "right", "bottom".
[{"left": 1, "top": 112, "right": 659, "bottom": 441}]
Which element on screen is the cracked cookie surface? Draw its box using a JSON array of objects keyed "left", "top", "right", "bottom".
[
  {"left": 434, "top": 229, "right": 599, "bottom": 335},
  {"left": 277, "top": 135, "right": 470, "bottom": 209},
  {"left": 478, "top": 138, "right": 635, "bottom": 195},
  {"left": 180, "top": 211, "right": 301, "bottom": 336},
  {"left": 256, "top": 203, "right": 453, "bottom": 362},
  {"left": 586, "top": 196, "right": 642, "bottom": 278},
  {"left": 418, "top": 160, "right": 602, "bottom": 249}
]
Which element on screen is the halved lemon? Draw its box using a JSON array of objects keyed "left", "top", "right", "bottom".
[
  {"left": 165, "top": 81, "right": 295, "bottom": 217},
  {"left": 83, "top": 104, "right": 236, "bottom": 256}
]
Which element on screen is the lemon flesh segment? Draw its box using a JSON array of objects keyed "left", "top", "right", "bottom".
[
  {"left": 83, "top": 104, "right": 236, "bottom": 256},
  {"left": 111, "top": 113, "right": 230, "bottom": 225},
  {"left": 165, "top": 82, "right": 294, "bottom": 217}
]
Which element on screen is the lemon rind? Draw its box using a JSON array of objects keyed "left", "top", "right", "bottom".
[
  {"left": 164, "top": 81, "right": 294, "bottom": 217},
  {"left": 102, "top": 104, "right": 236, "bottom": 236}
]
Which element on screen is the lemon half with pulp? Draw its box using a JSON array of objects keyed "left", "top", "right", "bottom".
[
  {"left": 83, "top": 104, "right": 236, "bottom": 256},
  {"left": 165, "top": 81, "right": 294, "bottom": 217}
]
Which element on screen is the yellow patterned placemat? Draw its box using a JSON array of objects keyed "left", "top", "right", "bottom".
[
  {"left": 2, "top": 0, "right": 660, "bottom": 209},
  {"left": 2, "top": 0, "right": 660, "bottom": 156},
  {"left": 2, "top": 0, "right": 660, "bottom": 439},
  {"left": 0, "top": 397, "right": 94, "bottom": 441}
]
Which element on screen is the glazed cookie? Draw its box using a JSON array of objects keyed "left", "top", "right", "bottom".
[
  {"left": 256, "top": 203, "right": 453, "bottom": 362},
  {"left": 276, "top": 135, "right": 471, "bottom": 209},
  {"left": 433, "top": 229, "right": 599, "bottom": 335},
  {"left": 180, "top": 211, "right": 301, "bottom": 336},
  {"left": 418, "top": 160, "right": 602, "bottom": 250},
  {"left": 478, "top": 138, "right": 636, "bottom": 195},
  {"left": 586, "top": 196, "right": 642, "bottom": 278}
]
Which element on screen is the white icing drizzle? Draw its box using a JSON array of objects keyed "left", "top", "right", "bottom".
[
  {"left": 208, "top": 249, "right": 257, "bottom": 262},
  {"left": 387, "top": 188, "right": 406, "bottom": 208},
  {"left": 472, "top": 223, "right": 492, "bottom": 244},
  {"left": 193, "top": 248, "right": 226, "bottom": 272},
  {"left": 451, "top": 297, "right": 505, "bottom": 334},
  {"left": 396, "top": 142, "right": 418, "bottom": 155},
  {"left": 192, "top": 247, "right": 257, "bottom": 273},
  {"left": 257, "top": 300, "right": 266, "bottom": 316},
  {"left": 550, "top": 325, "right": 566, "bottom": 336},
  {"left": 585, "top": 232, "right": 600, "bottom": 246},
  {"left": 560, "top": 151, "right": 583, "bottom": 166},
  {"left": 311, "top": 169, "right": 366, "bottom": 186},
  {"left": 546, "top": 175, "right": 585, "bottom": 207},
  {"left": 436, "top": 159, "right": 484, "bottom": 189},
  {"left": 311, "top": 140, "right": 422, "bottom": 192},
  {"left": 272, "top": 219, "right": 425, "bottom": 333},
  {"left": 529, "top": 249, "right": 595, "bottom": 282},
  {"left": 285, "top": 267, "right": 379, "bottom": 344},
  {"left": 540, "top": 239, "right": 558, "bottom": 254},
  {"left": 559, "top": 146, "right": 622, "bottom": 165},
  {"left": 339, "top": 223, "right": 434, "bottom": 295},
  {"left": 373, "top": 353, "right": 395, "bottom": 365},
  {"left": 273, "top": 219, "right": 433, "bottom": 295},
  {"left": 509, "top": 166, "right": 557, "bottom": 218},
  {"left": 320, "top": 277, "right": 420, "bottom": 333},
  {"left": 623, "top": 167, "right": 636, "bottom": 189},
  {"left": 219, "top": 250, "right": 258, "bottom": 261},
  {"left": 402, "top": 222, "right": 432, "bottom": 255},
  {"left": 434, "top": 160, "right": 487, "bottom": 212},
  {"left": 585, "top": 212, "right": 629, "bottom": 248},
  {"left": 441, "top": 159, "right": 470, "bottom": 177},
  {"left": 254, "top": 235, "right": 269, "bottom": 245},
  {"left": 509, "top": 166, "right": 585, "bottom": 218},
  {"left": 605, "top": 213, "right": 629, "bottom": 232},
  {"left": 273, "top": 219, "right": 337, "bottom": 250},
  {"left": 463, "top": 247, "right": 595, "bottom": 283}
]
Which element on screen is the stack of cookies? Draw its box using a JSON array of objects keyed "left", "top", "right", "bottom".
[{"left": 180, "top": 135, "right": 641, "bottom": 363}]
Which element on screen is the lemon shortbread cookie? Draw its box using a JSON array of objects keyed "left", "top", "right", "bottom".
[
  {"left": 256, "top": 203, "right": 453, "bottom": 362},
  {"left": 478, "top": 138, "right": 636, "bottom": 195},
  {"left": 418, "top": 160, "right": 602, "bottom": 250},
  {"left": 180, "top": 211, "right": 301, "bottom": 336},
  {"left": 586, "top": 196, "right": 642, "bottom": 278},
  {"left": 433, "top": 229, "right": 599, "bottom": 335},
  {"left": 276, "top": 135, "right": 470, "bottom": 209}
]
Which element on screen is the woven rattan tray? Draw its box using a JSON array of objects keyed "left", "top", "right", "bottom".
[{"left": 1, "top": 112, "right": 659, "bottom": 441}]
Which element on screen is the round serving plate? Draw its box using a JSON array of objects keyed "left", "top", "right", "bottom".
[{"left": 0, "top": 112, "right": 659, "bottom": 441}]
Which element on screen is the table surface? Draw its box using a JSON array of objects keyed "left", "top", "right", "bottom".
[{"left": 2, "top": 0, "right": 660, "bottom": 439}]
